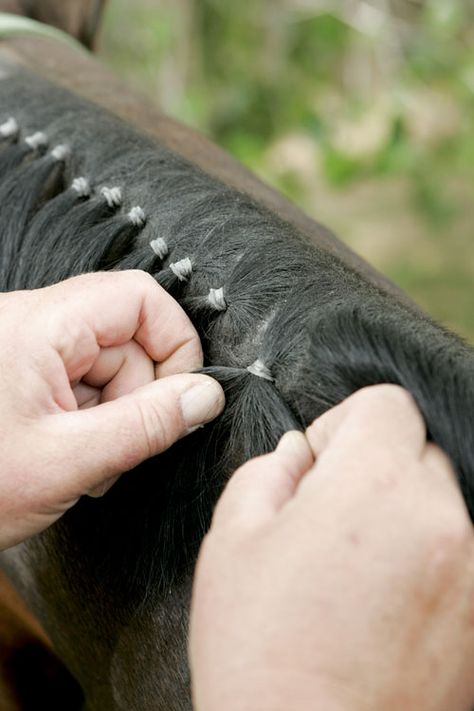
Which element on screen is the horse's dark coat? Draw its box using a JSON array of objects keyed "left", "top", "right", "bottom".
[{"left": 0, "top": 61, "right": 473, "bottom": 710}]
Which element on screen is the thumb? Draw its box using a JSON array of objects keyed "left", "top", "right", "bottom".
[
  {"left": 44, "top": 373, "right": 225, "bottom": 496},
  {"left": 211, "top": 431, "right": 314, "bottom": 534}
]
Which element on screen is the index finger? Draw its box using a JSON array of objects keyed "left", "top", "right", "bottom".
[{"left": 41, "top": 270, "right": 203, "bottom": 377}]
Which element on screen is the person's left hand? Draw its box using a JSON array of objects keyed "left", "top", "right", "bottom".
[{"left": 0, "top": 270, "right": 225, "bottom": 549}]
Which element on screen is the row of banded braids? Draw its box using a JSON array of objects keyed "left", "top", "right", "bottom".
[
  {"left": 0, "top": 120, "right": 150, "bottom": 290},
  {"left": 0, "top": 116, "right": 333, "bottom": 467},
  {"left": 0, "top": 65, "right": 473, "bottom": 593}
]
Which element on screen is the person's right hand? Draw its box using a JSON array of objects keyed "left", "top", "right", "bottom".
[{"left": 190, "top": 385, "right": 474, "bottom": 711}]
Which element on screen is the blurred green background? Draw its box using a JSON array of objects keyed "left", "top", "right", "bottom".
[{"left": 99, "top": 0, "right": 473, "bottom": 343}]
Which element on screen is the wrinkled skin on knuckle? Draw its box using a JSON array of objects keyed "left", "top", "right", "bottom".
[{"left": 133, "top": 395, "right": 183, "bottom": 460}]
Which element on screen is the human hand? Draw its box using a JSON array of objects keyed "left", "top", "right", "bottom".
[
  {"left": 190, "top": 385, "right": 474, "bottom": 711},
  {"left": 0, "top": 271, "right": 224, "bottom": 549}
]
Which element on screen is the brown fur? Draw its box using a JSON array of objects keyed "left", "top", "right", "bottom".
[{"left": 0, "top": 571, "right": 81, "bottom": 709}]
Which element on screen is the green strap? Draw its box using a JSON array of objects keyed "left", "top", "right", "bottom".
[{"left": 0, "top": 12, "right": 88, "bottom": 53}]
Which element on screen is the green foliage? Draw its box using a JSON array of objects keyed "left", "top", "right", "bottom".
[{"left": 101, "top": 0, "right": 474, "bottom": 342}]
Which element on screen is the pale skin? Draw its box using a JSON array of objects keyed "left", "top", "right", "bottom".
[
  {"left": 190, "top": 386, "right": 474, "bottom": 711},
  {"left": 1, "top": 274, "right": 473, "bottom": 710},
  {"left": 0, "top": 270, "right": 225, "bottom": 549}
]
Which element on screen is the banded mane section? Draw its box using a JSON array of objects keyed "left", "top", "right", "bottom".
[{"left": 0, "top": 62, "right": 473, "bottom": 710}]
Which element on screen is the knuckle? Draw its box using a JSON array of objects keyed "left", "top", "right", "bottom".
[
  {"left": 305, "top": 410, "right": 335, "bottom": 451},
  {"left": 351, "top": 384, "right": 423, "bottom": 427},
  {"left": 305, "top": 412, "right": 325, "bottom": 437},
  {"left": 306, "top": 386, "right": 420, "bottom": 448},
  {"left": 128, "top": 269, "right": 158, "bottom": 291},
  {"left": 134, "top": 398, "right": 174, "bottom": 459},
  {"left": 423, "top": 509, "right": 473, "bottom": 564},
  {"left": 355, "top": 383, "right": 415, "bottom": 410},
  {"left": 425, "top": 441, "right": 456, "bottom": 474},
  {"left": 84, "top": 269, "right": 157, "bottom": 293}
]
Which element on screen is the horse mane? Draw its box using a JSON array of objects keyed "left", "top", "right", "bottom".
[{"left": 0, "top": 63, "right": 473, "bottom": 608}]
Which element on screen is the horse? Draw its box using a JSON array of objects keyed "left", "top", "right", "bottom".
[{"left": 0, "top": 3, "right": 473, "bottom": 709}]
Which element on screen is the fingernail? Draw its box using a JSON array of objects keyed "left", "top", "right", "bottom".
[
  {"left": 180, "top": 379, "right": 225, "bottom": 430},
  {"left": 276, "top": 430, "right": 314, "bottom": 462}
]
